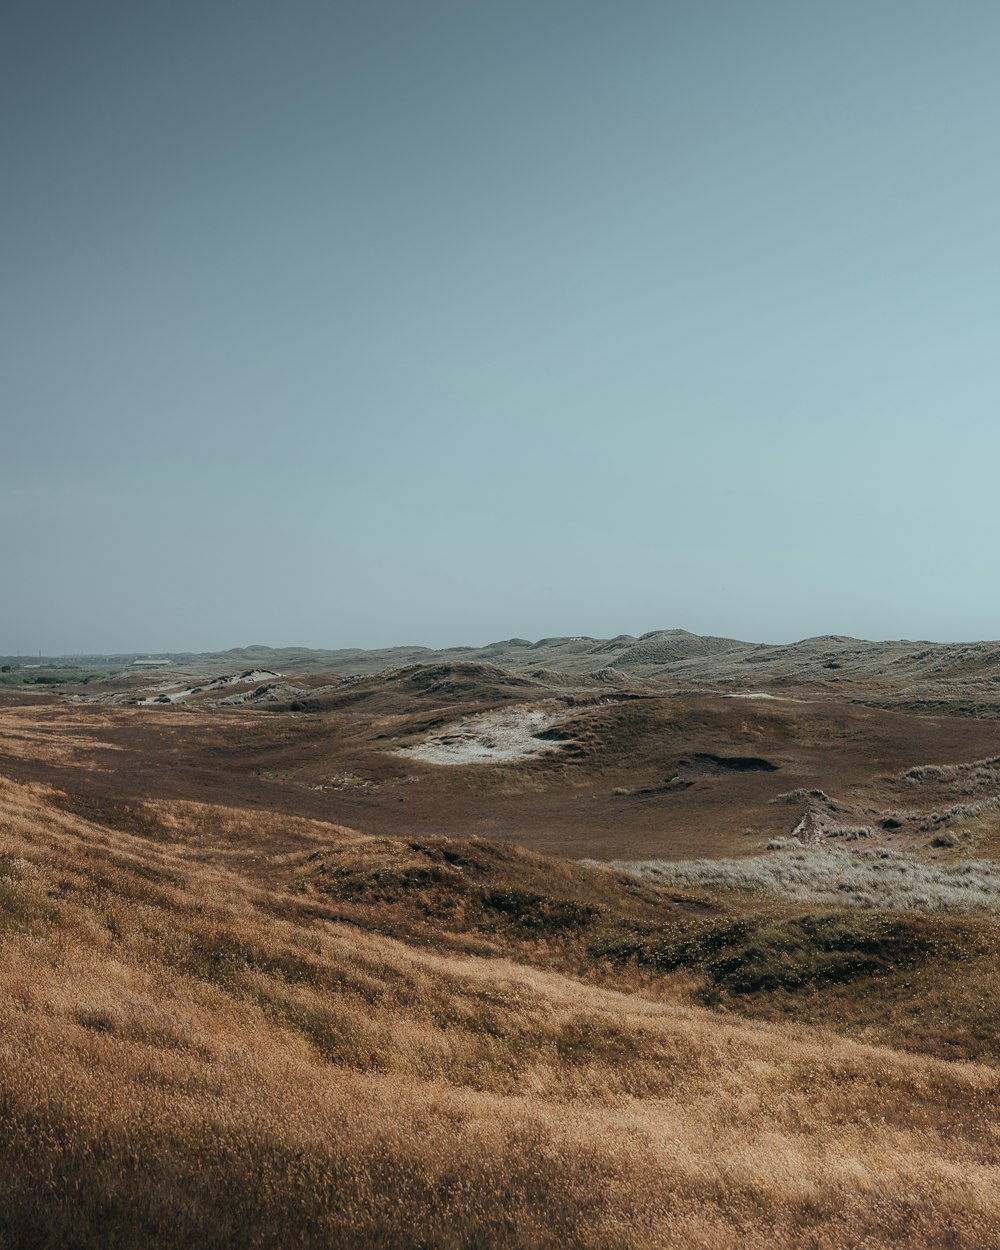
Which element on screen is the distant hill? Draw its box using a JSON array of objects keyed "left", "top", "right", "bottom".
[
  {"left": 1, "top": 630, "right": 750, "bottom": 676},
  {"left": 9, "top": 632, "right": 1000, "bottom": 714}
]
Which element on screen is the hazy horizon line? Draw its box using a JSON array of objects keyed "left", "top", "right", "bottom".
[{"left": 4, "top": 627, "right": 998, "bottom": 661}]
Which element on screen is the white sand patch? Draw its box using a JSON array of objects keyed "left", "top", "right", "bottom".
[
  {"left": 138, "top": 669, "right": 283, "bottom": 706},
  {"left": 725, "top": 692, "right": 799, "bottom": 701},
  {"left": 397, "top": 706, "right": 571, "bottom": 765},
  {"left": 210, "top": 669, "right": 282, "bottom": 688},
  {"left": 138, "top": 687, "right": 193, "bottom": 705}
]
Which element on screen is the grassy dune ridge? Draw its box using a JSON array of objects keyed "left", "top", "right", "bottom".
[{"left": 1, "top": 774, "right": 1000, "bottom": 1248}]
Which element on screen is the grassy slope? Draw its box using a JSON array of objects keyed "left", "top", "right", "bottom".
[
  {"left": 2, "top": 775, "right": 1000, "bottom": 1248},
  {"left": 295, "top": 829, "right": 1000, "bottom": 1064}
]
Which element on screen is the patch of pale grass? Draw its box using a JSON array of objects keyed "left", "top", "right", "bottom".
[
  {"left": 889, "top": 756, "right": 1000, "bottom": 794},
  {"left": 601, "top": 846, "right": 1000, "bottom": 912}
]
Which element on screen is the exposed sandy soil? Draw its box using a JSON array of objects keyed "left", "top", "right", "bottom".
[
  {"left": 725, "top": 691, "right": 796, "bottom": 700},
  {"left": 135, "top": 669, "right": 284, "bottom": 705},
  {"left": 396, "top": 705, "right": 571, "bottom": 765}
]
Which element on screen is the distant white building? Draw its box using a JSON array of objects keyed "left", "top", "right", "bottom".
[{"left": 132, "top": 658, "right": 173, "bottom": 667}]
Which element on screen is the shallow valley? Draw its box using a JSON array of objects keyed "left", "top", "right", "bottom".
[{"left": 2, "top": 633, "right": 1000, "bottom": 1247}]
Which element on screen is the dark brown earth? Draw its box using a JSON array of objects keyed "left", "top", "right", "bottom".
[{"left": 5, "top": 661, "right": 1000, "bottom": 864}]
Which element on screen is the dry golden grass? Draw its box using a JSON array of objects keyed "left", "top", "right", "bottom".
[
  {"left": 1, "top": 774, "right": 999, "bottom": 1248},
  {"left": 0, "top": 704, "right": 126, "bottom": 766}
]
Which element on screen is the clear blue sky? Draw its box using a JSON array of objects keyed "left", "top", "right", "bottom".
[{"left": 4, "top": 1, "right": 999, "bottom": 653}]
